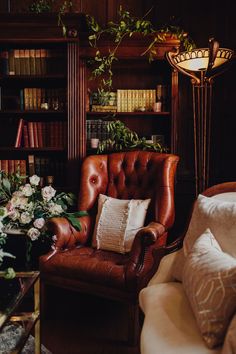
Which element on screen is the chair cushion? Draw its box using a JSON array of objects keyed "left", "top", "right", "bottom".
[
  {"left": 182, "top": 228, "right": 236, "bottom": 348},
  {"left": 139, "top": 282, "right": 221, "bottom": 354},
  {"left": 92, "top": 194, "right": 150, "bottom": 253},
  {"left": 172, "top": 193, "right": 236, "bottom": 282},
  {"left": 40, "top": 246, "right": 130, "bottom": 290}
]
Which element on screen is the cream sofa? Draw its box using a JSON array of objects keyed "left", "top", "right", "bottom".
[{"left": 139, "top": 183, "right": 236, "bottom": 354}]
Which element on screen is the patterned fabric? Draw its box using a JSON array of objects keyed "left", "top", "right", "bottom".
[
  {"left": 222, "top": 313, "right": 236, "bottom": 353},
  {"left": 93, "top": 194, "right": 150, "bottom": 253},
  {"left": 182, "top": 229, "right": 236, "bottom": 349},
  {"left": 172, "top": 194, "right": 236, "bottom": 282}
]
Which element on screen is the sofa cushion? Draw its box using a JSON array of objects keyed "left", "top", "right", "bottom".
[
  {"left": 139, "top": 282, "right": 221, "bottom": 354},
  {"left": 172, "top": 193, "right": 236, "bottom": 282},
  {"left": 222, "top": 313, "right": 236, "bottom": 354},
  {"left": 92, "top": 194, "right": 150, "bottom": 253},
  {"left": 182, "top": 229, "right": 236, "bottom": 348}
]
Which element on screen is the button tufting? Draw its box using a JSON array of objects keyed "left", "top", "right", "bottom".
[{"left": 90, "top": 176, "right": 98, "bottom": 184}]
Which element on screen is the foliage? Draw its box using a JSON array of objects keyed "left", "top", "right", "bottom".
[
  {"left": 29, "top": 0, "right": 53, "bottom": 13},
  {"left": 97, "top": 120, "right": 167, "bottom": 154},
  {"left": 0, "top": 172, "right": 87, "bottom": 263},
  {"left": 87, "top": 7, "right": 196, "bottom": 95},
  {"left": 29, "top": 0, "right": 73, "bottom": 36}
]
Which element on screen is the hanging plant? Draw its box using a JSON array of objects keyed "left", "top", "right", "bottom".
[{"left": 87, "top": 7, "right": 195, "bottom": 96}]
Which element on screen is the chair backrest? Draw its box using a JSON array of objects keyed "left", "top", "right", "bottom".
[{"left": 78, "top": 151, "right": 179, "bottom": 230}]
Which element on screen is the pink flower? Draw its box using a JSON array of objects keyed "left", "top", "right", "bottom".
[
  {"left": 33, "top": 218, "right": 45, "bottom": 229},
  {"left": 41, "top": 186, "right": 56, "bottom": 202}
]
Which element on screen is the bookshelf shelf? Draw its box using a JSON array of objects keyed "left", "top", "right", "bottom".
[
  {"left": 0, "top": 147, "right": 66, "bottom": 152},
  {"left": 0, "top": 110, "right": 66, "bottom": 115},
  {"left": 86, "top": 111, "right": 170, "bottom": 116}
]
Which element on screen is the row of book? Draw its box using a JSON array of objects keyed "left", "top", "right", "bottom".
[
  {"left": 117, "top": 89, "right": 156, "bottom": 112},
  {"left": 86, "top": 119, "right": 113, "bottom": 147},
  {"left": 15, "top": 119, "right": 67, "bottom": 148},
  {"left": 0, "top": 156, "right": 66, "bottom": 188},
  {"left": 22, "top": 87, "right": 66, "bottom": 111},
  {"left": 0, "top": 48, "right": 65, "bottom": 76},
  {"left": 0, "top": 159, "right": 26, "bottom": 176},
  {"left": 28, "top": 155, "right": 66, "bottom": 187}
]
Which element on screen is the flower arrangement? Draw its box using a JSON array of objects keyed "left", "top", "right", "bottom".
[{"left": 0, "top": 171, "right": 86, "bottom": 265}]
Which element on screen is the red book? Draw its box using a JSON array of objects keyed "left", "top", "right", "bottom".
[
  {"left": 14, "top": 118, "right": 24, "bottom": 148},
  {"left": 33, "top": 122, "right": 39, "bottom": 148},
  {"left": 37, "top": 121, "right": 43, "bottom": 148},
  {"left": 28, "top": 122, "right": 35, "bottom": 148},
  {"left": 23, "top": 123, "right": 29, "bottom": 147}
]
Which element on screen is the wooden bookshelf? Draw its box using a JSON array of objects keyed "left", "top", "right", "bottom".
[
  {"left": 79, "top": 34, "right": 180, "bottom": 157},
  {"left": 0, "top": 13, "right": 87, "bottom": 192}
]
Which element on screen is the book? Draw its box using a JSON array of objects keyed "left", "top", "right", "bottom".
[
  {"left": 29, "top": 49, "right": 36, "bottom": 75},
  {"left": 0, "top": 51, "right": 9, "bottom": 76},
  {"left": 28, "top": 121, "right": 35, "bottom": 147},
  {"left": 24, "top": 49, "right": 30, "bottom": 75},
  {"left": 19, "top": 49, "right": 26, "bottom": 75},
  {"left": 14, "top": 118, "right": 24, "bottom": 148},
  {"left": 35, "top": 49, "right": 41, "bottom": 75},
  {"left": 28, "top": 154, "right": 35, "bottom": 176},
  {"left": 14, "top": 49, "right": 20, "bottom": 75},
  {"left": 8, "top": 49, "right": 15, "bottom": 75},
  {"left": 23, "top": 123, "right": 29, "bottom": 147}
]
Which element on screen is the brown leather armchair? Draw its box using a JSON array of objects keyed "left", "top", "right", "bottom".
[{"left": 39, "top": 150, "right": 179, "bottom": 344}]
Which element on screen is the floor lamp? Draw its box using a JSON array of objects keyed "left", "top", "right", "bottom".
[{"left": 166, "top": 38, "right": 234, "bottom": 196}]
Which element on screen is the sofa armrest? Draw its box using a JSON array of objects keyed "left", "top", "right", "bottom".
[{"left": 46, "top": 215, "right": 92, "bottom": 250}]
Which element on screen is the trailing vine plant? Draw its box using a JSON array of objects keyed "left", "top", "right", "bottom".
[
  {"left": 29, "top": 0, "right": 73, "bottom": 36},
  {"left": 87, "top": 7, "right": 195, "bottom": 96}
]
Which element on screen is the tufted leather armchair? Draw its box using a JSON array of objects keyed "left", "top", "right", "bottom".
[{"left": 39, "top": 150, "right": 179, "bottom": 345}]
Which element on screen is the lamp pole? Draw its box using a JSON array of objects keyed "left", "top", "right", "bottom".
[{"left": 166, "top": 38, "right": 233, "bottom": 196}]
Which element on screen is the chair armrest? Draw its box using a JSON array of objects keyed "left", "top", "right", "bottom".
[
  {"left": 126, "top": 222, "right": 167, "bottom": 287},
  {"left": 166, "top": 236, "right": 184, "bottom": 254},
  {"left": 46, "top": 215, "right": 92, "bottom": 250}
]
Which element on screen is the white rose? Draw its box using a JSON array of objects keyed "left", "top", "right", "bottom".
[
  {"left": 20, "top": 211, "right": 32, "bottom": 224},
  {"left": 41, "top": 186, "right": 56, "bottom": 202},
  {"left": 33, "top": 218, "right": 45, "bottom": 229},
  {"left": 27, "top": 227, "right": 40, "bottom": 241},
  {"left": 8, "top": 210, "right": 20, "bottom": 221},
  {"left": 29, "top": 175, "right": 40, "bottom": 186},
  {"left": 21, "top": 184, "right": 34, "bottom": 197},
  {"left": 49, "top": 203, "right": 63, "bottom": 215}
]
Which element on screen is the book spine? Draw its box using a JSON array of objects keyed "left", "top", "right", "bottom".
[
  {"left": 28, "top": 154, "right": 35, "bottom": 176},
  {"left": 33, "top": 121, "right": 39, "bottom": 148},
  {"left": 0, "top": 50, "right": 9, "bottom": 76},
  {"left": 23, "top": 123, "right": 29, "bottom": 147},
  {"left": 29, "top": 49, "right": 36, "bottom": 75},
  {"left": 28, "top": 121, "right": 35, "bottom": 147},
  {"left": 14, "top": 118, "right": 24, "bottom": 148},
  {"left": 24, "top": 49, "right": 30, "bottom": 75},
  {"left": 35, "top": 49, "right": 41, "bottom": 75},
  {"left": 19, "top": 49, "right": 26, "bottom": 75},
  {"left": 8, "top": 49, "right": 15, "bottom": 75},
  {"left": 14, "top": 49, "right": 20, "bottom": 75}
]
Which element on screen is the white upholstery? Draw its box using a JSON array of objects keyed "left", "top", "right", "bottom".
[
  {"left": 139, "top": 283, "right": 221, "bottom": 354},
  {"left": 139, "top": 191, "right": 236, "bottom": 354}
]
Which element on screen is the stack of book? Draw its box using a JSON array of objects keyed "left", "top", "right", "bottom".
[
  {"left": 22, "top": 88, "right": 65, "bottom": 111},
  {"left": 15, "top": 118, "right": 67, "bottom": 148}
]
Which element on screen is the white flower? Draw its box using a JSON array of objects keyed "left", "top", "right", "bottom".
[
  {"left": 10, "top": 195, "right": 28, "bottom": 209},
  {"left": 27, "top": 227, "right": 40, "bottom": 241},
  {"left": 8, "top": 210, "right": 20, "bottom": 221},
  {"left": 41, "top": 186, "right": 56, "bottom": 202},
  {"left": 33, "top": 218, "right": 45, "bottom": 229},
  {"left": 48, "top": 202, "right": 63, "bottom": 215},
  {"left": 20, "top": 211, "right": 32, "bottom": 224},
  {"left": 29, "top": 175, "right": 40, "bottom": 186},
  {"left": 20, "top": 184, "right": 34, "bottom": 197}
]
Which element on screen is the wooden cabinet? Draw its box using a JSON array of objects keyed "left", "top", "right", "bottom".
[{"left": 78, "top": 34, "right": 180, "bottom": 158}]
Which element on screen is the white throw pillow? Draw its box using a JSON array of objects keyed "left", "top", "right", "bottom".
[
  {"left": 172, "top": 194, "right": 236, "bottom": 282},
  {"left": 182, "top": 228, "right": 236, "bottom": 349},
  {"left": 92, "top": 194, "right": 151, "bottom": 254}
]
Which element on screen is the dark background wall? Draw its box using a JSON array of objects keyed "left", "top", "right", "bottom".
[{"left": 1, "top": 0, "right": 235, "bottom": 233}]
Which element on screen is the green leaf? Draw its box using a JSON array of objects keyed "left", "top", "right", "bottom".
[
  {"left": 2, "top": 178, "right": 11, "bottom": 194},
  {"left": 65, "top": 215, "right": 82, "bottom": 231}
]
